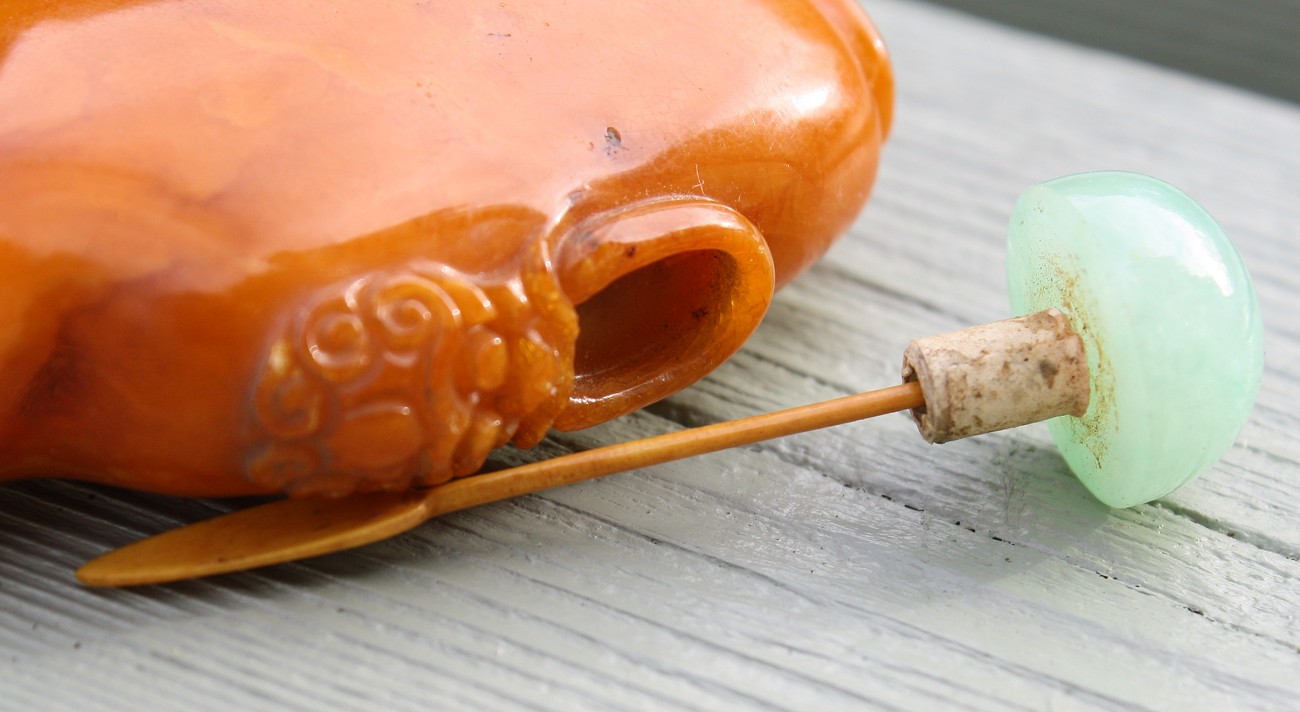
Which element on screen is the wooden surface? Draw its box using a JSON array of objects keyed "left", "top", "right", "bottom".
[
  {"left": 921, "top": 0, "right": 1300, "bottom": 105},
  {"left": 3, "top": 1, "right": 1298, "bottom": 709}
]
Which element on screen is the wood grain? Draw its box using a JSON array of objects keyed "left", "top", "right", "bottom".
[
  {"left": 919, "top": 0, "right": 1300, "bottom": 105},
  {"left": 3, "top": 1, "right": 1298, "bottom": 709}
]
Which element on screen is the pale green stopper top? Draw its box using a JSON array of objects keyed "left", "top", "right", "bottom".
[{"left": 1006, "top": 172, "right": 1262, "bottom": 508}]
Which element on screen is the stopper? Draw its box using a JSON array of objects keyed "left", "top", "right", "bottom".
[
  {"left": 902, "top": 308, "right": 1089, "bottom": 444},
  {"left": 907, "top": 172, "right": 1263, "bottom": 507}
]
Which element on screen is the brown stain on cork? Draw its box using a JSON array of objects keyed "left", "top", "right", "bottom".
[{"left": 1038, "top": 359, "right": 1059, "bottom": 388}]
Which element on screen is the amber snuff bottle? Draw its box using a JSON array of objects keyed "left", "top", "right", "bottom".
[{"left": 0, "top": 0, "right": 893, "bottom": 497}]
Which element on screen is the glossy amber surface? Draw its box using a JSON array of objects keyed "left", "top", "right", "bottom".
[{"left": 0, "top": 0, "right": 892, "bottom": 496}]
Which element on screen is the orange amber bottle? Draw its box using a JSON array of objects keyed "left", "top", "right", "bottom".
[{"left": 0, "top": 0, "right": 893, "bottom": 497}]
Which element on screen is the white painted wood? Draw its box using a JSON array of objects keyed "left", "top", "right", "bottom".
[{"left": 3, "top": 1, "right": 1298, "bottom": 710}]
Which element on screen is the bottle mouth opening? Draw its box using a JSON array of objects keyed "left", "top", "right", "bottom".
[
  {"left": 551, "top": 200, "right": 774, "bottom": 431},
  {"left": 566, "top": 249, "right": 739, "bottom": 416}
]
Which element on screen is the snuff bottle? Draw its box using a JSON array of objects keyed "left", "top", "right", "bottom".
[{"left": 0, "top": 0, "right": 893, "bottom": 497}]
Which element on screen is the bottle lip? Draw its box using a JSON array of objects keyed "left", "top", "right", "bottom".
[{"left": 550, "top": 198, "right": 775, "bottom": 432}]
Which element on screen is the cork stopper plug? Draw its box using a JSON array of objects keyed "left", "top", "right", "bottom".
[{"left": 901, "top": 308, "right": 1089, "bottom": 443}]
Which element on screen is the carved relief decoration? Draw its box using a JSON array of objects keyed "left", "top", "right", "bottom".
[{"left": 245, "top": 258, "right": 575, "bottom": 497}]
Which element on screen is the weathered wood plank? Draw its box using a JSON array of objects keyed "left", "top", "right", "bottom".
[{"left": 918, "top": 0, "right": 1300, "bottom": 105}]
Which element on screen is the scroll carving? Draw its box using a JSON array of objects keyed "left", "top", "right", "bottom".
[{"left": 246, "top": 260, "right": 573, "bottom": 497}]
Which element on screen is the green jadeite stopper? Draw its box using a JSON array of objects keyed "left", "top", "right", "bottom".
[{"left": 1006, "top": 172, "right": 1263, "bottom": 508}]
